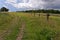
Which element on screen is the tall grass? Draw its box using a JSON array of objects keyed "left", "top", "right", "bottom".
[
  {"left": 17, "top": 13, "right": 60, "bottom": 40},
  {"left": 0, "top": 12, "right": 60, "bottom": 40},
  {"left": 0, "top": 12, "right": 21, "bottom": 40}
]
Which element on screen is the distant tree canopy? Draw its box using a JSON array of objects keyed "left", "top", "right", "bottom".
[
  {"left": 20, "top": 9, "right": 60, "bottom": 14},
  {"left": 0, "top": 7, "right": 9, "bottom": 12}
]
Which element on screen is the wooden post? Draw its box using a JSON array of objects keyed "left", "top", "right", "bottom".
[
  {"left": 39, "top": 13, "right": 40, "bottom": 17},
  {"left": 47, "top": 13, "right": 50, "bottom": 21}
]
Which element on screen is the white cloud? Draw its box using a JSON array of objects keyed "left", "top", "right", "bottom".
[
  {"left": 3, "top": 5, "right": 8, "bottom": 8},
  {"left": 18, "top": 3, "right": 33, "bottom": 8},
  {"left": 5, "top": 0, "right": 60, "bottom": 10},
  {"left": 6, "top": 0, "right": 17, "bottom": 3},
  {"left": 23, "top": 0, "right": 28, "bottom": 3},
  {"left": 10, "top": 3, "right": 33, "bottom": 8},
  {"left": 29, "top": 0, "right": 45, "bottom": 8},
  {"left": 5, "top": 0, "right": 45, "bottom": 9}
]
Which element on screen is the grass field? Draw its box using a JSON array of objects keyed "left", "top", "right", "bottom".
[
  {"left": 0, "top": 12, "right": 60, "bottom": 40},
  {"left": 0, "top": 12, "right": 21, "bottom": 40}
]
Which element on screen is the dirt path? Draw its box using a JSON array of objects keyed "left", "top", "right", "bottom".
[
  {"left": 16, "top": 19, "right": 25, "bottom": 40},
  {"left": 0, "top": 16, "right": 20, "bottom": 40}
]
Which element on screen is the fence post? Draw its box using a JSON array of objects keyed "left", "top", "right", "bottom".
[
  {"left": 39, "top": 13, "right": 40, "bottom": 17},
  {"left": 47, "top": 13, "right": 50, "bottom": 21}
]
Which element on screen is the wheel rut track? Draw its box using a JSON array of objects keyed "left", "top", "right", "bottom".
[
  {"left": 16, "top": 18, "right": 25, "bottom": 40},
  {"left": 0, "top": 16, "right": 20, "bottom": 40}
]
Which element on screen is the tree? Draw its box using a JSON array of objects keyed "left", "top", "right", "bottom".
[{"left": 0, "top": 7, "right": 9, "bottom": 12}]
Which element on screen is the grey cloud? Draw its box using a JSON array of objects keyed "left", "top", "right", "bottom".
[
  {"left": 41, "top": 0, "right": 60, "bottom": 9},
  {"left": 42, "top": 0, "right": 54, "bottom": 2},
  {"left": 5, "top": 0, "right": 60, "bottom": 11}
]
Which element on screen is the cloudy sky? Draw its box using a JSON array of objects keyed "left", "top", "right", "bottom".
[{"left": 0, "top": 0, "right": 60, "bottom": 11}]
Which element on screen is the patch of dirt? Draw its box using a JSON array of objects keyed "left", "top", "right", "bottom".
[
  {"left": 53, "top": 32, "right": 60, "bottom": 40},
  {"left": 16, "top": 19, "right": 25, "bottom": 40}
]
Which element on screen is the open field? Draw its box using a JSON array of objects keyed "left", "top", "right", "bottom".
[
  {"left": 0, "top": 12, "right": 60, "bottom": 40},
  {"left": 0, "top": 12, "right": 21, "bottom": 40}
]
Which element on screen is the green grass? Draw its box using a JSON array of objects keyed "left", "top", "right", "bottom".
[
  {"left": 0, "top": 12, "right": 60, "bottom": 40},
  {"left": 18, "top": 13, "right": 60, "bottom": 40},
  {"left": 0, "top": 13, "right": 14, "bottom": 32},
  {"left": 0, "top": 12, "right": 21, "bottom": 40},
  {"left": 3, "top": 19, "right": 21, "bottom": 40}
]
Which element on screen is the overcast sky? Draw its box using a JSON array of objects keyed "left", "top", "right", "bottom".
[{"left": 0, "top": 0, "right": 60, "bottom": 11}]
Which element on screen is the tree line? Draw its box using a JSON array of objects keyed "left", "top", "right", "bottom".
[
  {"left": 21, "top": 9, "right": 60, "bottom": 14},
  {"left": 0, "top": 7, "right": 60, "bottom": 14}
]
